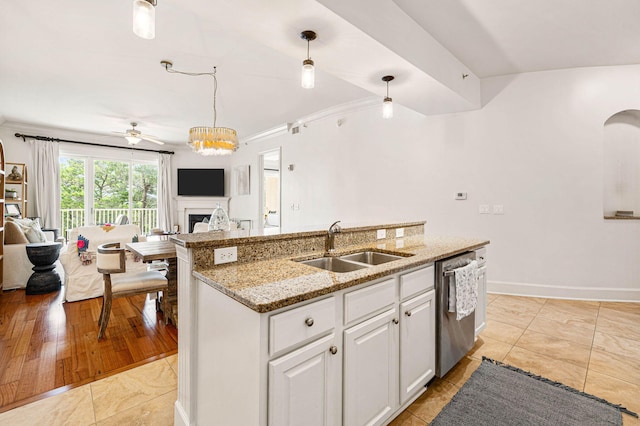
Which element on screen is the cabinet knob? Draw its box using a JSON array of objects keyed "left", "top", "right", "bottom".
[
  {"left": 392, "top": 318, "right": 399, "bottom": 325},
  {"left": 305, "top": 317, "right": 314, "bottom": 327},
  {"left": 405, "top": 311, "right": 412, "bottom": 317},
  {"left": 329, "top": 345, "right": 338, "bottom": 355}
]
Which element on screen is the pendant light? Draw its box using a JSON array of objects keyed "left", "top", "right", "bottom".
[
  {"left": 162, "top": 60, "right": 239, "bottom": 156},
  {"left": 133, "top": 0, "right": 156, "bottom": 39},
  {"left": 382, "top": 75, "right": 394, "bottom": 119},
  {"left": 300, "top": 30, "right": 317, "bottom": 89}
]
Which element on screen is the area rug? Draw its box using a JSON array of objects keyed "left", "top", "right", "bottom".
[{"left": 431, "top": 357, "right": 638, "bottom": 426}]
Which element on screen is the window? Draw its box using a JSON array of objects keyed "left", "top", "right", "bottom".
[{"left": 60, "top": 149, "right": 158, "bottom": 237}]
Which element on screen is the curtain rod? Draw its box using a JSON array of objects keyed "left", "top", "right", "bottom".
[{"left": 14, "top": 133, "right": 175, "bottom": 155}]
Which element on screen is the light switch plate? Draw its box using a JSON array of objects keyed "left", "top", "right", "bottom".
[
  {"left": 479, "top": 204, "right": 490, "bottom": 214},
  {"left": 377, "top": 229, "right": 386, "bottom": 239},
  {"left": 493, "top": 204, "right": 504, "bottom": 215},
  {"left": 214, "top": 246, "right": 237, "bottom": 264}
]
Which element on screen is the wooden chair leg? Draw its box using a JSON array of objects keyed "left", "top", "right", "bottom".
[{"left": 98, "top": 296, "right": 112, "bottom": 340}]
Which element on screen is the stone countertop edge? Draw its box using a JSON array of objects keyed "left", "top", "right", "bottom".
[
  {"left": 193, "top": 236, "right": 489, "bottom": 313},
  {"left": 170, "top": 221, "right": 426, "bottom": 248}
]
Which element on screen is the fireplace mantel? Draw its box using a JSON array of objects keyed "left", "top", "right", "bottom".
[{"left": 175, "top": 196, "right": 229, "bottom": 233}]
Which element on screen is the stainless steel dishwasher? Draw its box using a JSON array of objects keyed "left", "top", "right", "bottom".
[{"left": 435, "top": 250, "right": 477, "bottom": 377}]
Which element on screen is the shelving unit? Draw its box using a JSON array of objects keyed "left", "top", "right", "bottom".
[
  {"left": 5, "top": 162, "right": 27, "bottom": 219},
  {"left": 0, "top": 139, "right": 5, "bottom": 290}
]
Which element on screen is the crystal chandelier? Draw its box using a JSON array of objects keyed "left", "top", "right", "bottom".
[{"left": 161, "top": 60, "right": 238, "bottom": 156}]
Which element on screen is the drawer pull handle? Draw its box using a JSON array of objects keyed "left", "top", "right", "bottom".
[
  {"left": 405, "top": 311, "right": 412, "bottom": 317},
  {"left": 329, "top": 345, "right": 338, "bottom": 355},
  {"left": 392, "top": 318, "right": 399, "bottom": 325},
  {"left": 305, "top": 317, "right": 314, "bottom": 327}
]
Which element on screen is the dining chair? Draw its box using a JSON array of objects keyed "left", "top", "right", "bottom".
[{"left": 96, "top": 242, "right": 168, "bottom": 339}]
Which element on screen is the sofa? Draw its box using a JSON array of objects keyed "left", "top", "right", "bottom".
[
  {"left": 3, "top": 218, "right": 62, "bottom": 290},
  {"left": 60, "top": 224, "right": 148, "bottom": 302}
]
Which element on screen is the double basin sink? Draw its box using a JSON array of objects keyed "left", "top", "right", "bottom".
[{"left": 297, "top": 251, "right": 410, "bottom": 273}]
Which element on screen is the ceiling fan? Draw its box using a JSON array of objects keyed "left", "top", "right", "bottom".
[{"left": 113, "top": 122, "right": 165, "bottom": 145}]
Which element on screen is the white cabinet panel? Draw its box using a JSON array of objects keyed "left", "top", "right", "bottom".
[
  {"left": 399, "top": 290, "right": 435, "bottom": 403},
  {"left": 475, "top": 265, "right": 487, "bottom": 336},
  {"left": 344, "top": 277, "right": 395, "bottom": 325},
  {"left": 400, "top": 265, "right": 434, "bottom": 300},
  {"left": 269, "top": 333, "right": 341, "bottom": 426},
  {"left": 344, "top": 309, "right": 398, "bottom": 426}
]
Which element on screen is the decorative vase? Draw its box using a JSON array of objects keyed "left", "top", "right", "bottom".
[{"left": 208, "top": 203, "right": 230, "bottom": 231}]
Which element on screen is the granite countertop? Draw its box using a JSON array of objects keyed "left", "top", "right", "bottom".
[{"left": 194, "top": 235, "right": 489, "bottom": 313}]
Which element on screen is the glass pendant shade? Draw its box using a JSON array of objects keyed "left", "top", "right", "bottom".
[
  {"left": 133, "top": 0, "right": 155, "bottom": 39},
  {"left": 188, "top": 126, "right": 238, "bottom": 156},
  {"left": 301, "top": 59, "right": 315, "bottom": 89},
  {"left": 208, "top": 203, "right": 231, "bottom": 231},
  {"left": 125, "top": 135, "right": 142, "bottom": 145},
  {"left": 383, "top": 97, "right": 393, "bottom": 119}
]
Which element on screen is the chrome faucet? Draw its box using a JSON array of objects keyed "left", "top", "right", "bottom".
[{"left": 327, "top": 220, "right": 342, "bottom": 253}]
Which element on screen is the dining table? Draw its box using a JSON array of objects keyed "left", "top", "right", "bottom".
[{"left": 126, "top": 239, "right": 178, "bottom": 327}]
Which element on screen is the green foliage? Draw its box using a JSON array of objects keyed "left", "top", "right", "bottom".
[{"left": 60, "top": 157, "right": 85, "bottom": 209}]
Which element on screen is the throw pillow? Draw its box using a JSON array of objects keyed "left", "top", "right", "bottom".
[
  {"left": 4, "top": 220, "right": 29, "bottom": 244},
  {"left": 6, "top": 217, "right": 47, "bottom": 243}
]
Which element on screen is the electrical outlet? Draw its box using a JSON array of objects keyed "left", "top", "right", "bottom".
[
  {"left": 395, "top": 228, "right": 404, "bottom": 238},
  {"left": 214, "top": 246, "right": 237, "bottom": 265},
  {"left": 479, "top": 204, "right": 490, "bottom": 214},
  {"left": 377, "top": 229, "right": 386, "bottom": 239},
  {"left": 493, "top": 204, "right": 504, "bottom": 215},
  {"left": 396, "top": 239, "right": 404, "bottom": 249}
]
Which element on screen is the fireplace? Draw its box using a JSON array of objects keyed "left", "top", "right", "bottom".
[{"left": 188, "top": 214, "right": 211, "bottom": 233}]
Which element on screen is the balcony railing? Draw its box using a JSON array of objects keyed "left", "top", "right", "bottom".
[{"left": 61, "top": 208, "right": 158, "bottom": 239}]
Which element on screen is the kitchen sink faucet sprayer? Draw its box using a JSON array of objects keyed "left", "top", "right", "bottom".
[{"left": 327, "top": 221, "right": 342, "bottom": 253}]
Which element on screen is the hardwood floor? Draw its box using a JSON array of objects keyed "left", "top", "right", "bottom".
[{"left": 0, "top": 287, "right": 177, "bottom": 412}]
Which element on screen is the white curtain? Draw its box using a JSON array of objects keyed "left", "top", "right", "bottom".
[
  {"left": 158, "top": 153, "right": 174, "bottom": 232},
  {"left": 29, "top": 140, "right": 60, "bottom": 229}
]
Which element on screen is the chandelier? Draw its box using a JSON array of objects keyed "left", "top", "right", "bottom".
[{"left": 161, "top": 60, "right": 238, "bottom": 156}]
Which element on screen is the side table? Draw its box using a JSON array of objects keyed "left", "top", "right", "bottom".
[{"left": 25, "top": 242, "right": 63, "bottom": 295}]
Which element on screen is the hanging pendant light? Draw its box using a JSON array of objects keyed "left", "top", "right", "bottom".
[
  {"left": 300, "top": 30, "right": 317, "bottom": 89},
  {"left": 133, "top": 0, "right": 156, "bottom": 39},
  {"left": 162, "top": 60, "right": 238, "bottom": 156},
  {"left": 382, "top": 75, "right": 395, "bottom": 119}
]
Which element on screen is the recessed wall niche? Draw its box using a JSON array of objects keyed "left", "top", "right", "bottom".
[{"left": 603, "top": 109, "right": 640, "bottom": 219}]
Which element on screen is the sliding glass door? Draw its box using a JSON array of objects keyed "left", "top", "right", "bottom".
[{"left": 60, "top": 153, "right": 158, "bottom": 238}]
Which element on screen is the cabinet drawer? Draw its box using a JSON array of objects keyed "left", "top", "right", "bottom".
[
  {"left": 269, "top": 297, "right": 336, "bottom": 355},
  {"left": 344, "top": 277, "right": 396, "bottom": 325},
  {"left": 400, "top": 265, "right": 434, "bottom": 300}
]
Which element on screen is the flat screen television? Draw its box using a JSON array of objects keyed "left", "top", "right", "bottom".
[{"left": 177, "top": 168, "right": 225, "bottom": 196}]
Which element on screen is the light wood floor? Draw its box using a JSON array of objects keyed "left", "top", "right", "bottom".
[{"left": 0, "top": 287, "right": 177, "bottom": 412}]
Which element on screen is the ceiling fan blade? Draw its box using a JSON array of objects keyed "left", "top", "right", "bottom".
[
  {"left": 140, "top": 134, "right": 165, "bottom": 145},
  {"left": 112, "top": 131, "right": 129, "bottom": 136}
]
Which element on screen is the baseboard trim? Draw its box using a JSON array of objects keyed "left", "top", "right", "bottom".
[
  {"left": 174, "top": 401, "right": 189, "bottom": 426},
  {"left": 488, "top": 280, "right": 640, "bottom": 302}
]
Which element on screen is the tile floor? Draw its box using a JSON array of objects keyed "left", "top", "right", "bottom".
[{"left": 0, "top": 294, "right": 638, "bottom": 425}]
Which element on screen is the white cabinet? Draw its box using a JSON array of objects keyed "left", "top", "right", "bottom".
[
  {"left": 269, "top": 333, "right": 341, "bottom": 426},
  {"left": 475, "top": 248, "right": 487, "bottom": 337},
  {"left": 399, "top": 290, "right": 435, "bottom": 404},
  {"left": 343, "top": 308, "right": 398, "bottom": 426}
]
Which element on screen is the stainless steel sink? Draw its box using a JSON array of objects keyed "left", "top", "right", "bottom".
[
  {"left": 338, "top": 251, "right": 404, "bottom": 265},
  {"left": 299, "top": 257, "right": 369, "bottom": 273}
]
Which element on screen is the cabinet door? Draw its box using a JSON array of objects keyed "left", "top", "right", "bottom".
[
  {"left": 475, "top": 265, "right": 487, "bottom": 337},
  {"left": 344, "top": 308, "right": 398, "bottom": 426},
  {"left": 399, "top": 290, "right": 435, "bottom": 404},
  {"left": 269, "top": 333, "right": 341, "bottom": 426}
]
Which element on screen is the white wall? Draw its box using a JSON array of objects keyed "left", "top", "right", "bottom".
[{"left": 229, "top": 64, "right": 640, "bottom": 301}]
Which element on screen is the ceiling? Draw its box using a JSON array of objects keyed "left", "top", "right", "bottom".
[{"left": 1, "top": 0, "right": 639, "bottom": 147}]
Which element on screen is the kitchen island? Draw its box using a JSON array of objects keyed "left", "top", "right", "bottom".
[{"left": 171, "top": 221, "right": 488, "bottom": 426}]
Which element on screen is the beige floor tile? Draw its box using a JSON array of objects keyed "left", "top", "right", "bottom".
[
  {"left": 514, "top": 329, "right": 591, "bottom": 368},
  {"left": 492, "top": 295, "right": 546, "bottom": 312},
  {"left": 487, "top": 304, "right": 536, "bottom": 329},
  {"left": 597, "top": 308, "right": 640, "bottom": 342},
  {"left": 589, "top": 349, "right": 640, "bottom": 387},
  {"left": 527, "top": 316, "right": 595, "bottom": 346},
  {"left": 536, "top": 300, "right": 599, "bottom": 326},
  {"left": 441, "top": 356, "right": 481, "bottom": 387},
  {"left": 406, "top": 378, "right": 458, "bottom": 423},
  {"left": 0, "top": 385, "right": 94, "bottom": 426},
  {"left": 96, "top": 390, "right": 176, "bottom": 426},
  {"left": 593, "top": 332, "right": 640, "bottom": 360},
  {"left": 503, "top": 346, "right": 587, "bottom": 390},
  {"left": 388, "top": 410, "right": 428, "bottom": 426},
  {"left": 467, "top": 335, "right": 513, "bottom": 362},
  {"left": 584, "top": 370, "right": 640, "bottom": 422},
  {"left": 480, "top": 319, "right": 525, "bottom": 344},
  {"left": 91, "top": 358, "right": 177, "bottom": 421},
  {"left": 165, "top": 354, "right": 178, "bottom": 376},
  {"left": 600, "top": 302, "right": 640, "bottom": 316}
]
